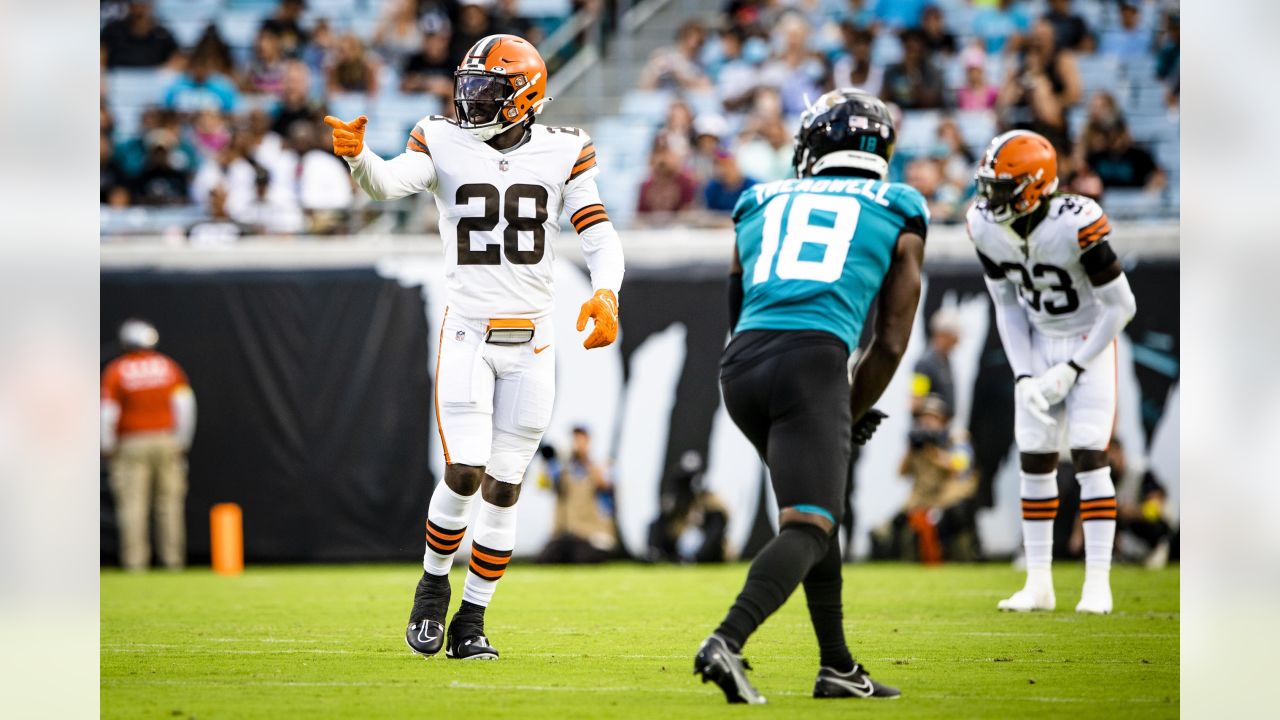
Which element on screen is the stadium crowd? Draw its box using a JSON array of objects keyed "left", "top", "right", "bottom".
[
  {"left": 631, "top": 0, "right": 1178, "bottom": 225},
  {"left": 99, "top": 0, "right": 1179, "bottom": 237},
  {"left": 100, "top": 0, "right": 566, "bottom": 237}
]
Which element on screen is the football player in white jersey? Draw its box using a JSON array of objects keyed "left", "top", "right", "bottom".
[
  {"left": 966, "top": 130, "right": 1136, "bottom": 614},
  {"left": 324, "top": 34, "right": 624, "bottom": 659}
]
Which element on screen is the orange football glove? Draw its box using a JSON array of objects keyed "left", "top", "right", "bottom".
[
  {"left": 576, "top": 289, "right": 618, "bottom": 349},
  {"left": 323, "top": 114, "right": 367, "bottom": 157}
]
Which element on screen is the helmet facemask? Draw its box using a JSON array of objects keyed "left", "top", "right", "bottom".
[
  {"left": 454, "top": 69, "right": 538, "bottom": 141},
  {"left": 974, "top": 166, "right": 1058, "bottom": 222}
]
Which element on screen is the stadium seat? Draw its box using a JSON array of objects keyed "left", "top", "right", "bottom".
[
  {"left": 953, "top": 110, "right": 996, "bottom": 154},
  {"left": 620, "top": 90, "right": 675, "bottom": 124},
  {"left": 218, "top": 11, "right": 266, "bottom": 49},
  {"left": 896, "top": 110, "right": 941, "bottom": 157},
  {"left": 1076, "top": 54, "right": 1122, "bottom": 94},
  {"left": 1126, "top": 112, "right": 1176, "bottom": 144},
  {"left": 517, "top": 0, "right": 572, "bottom": 17},
  {"left": 106, "top": 69, "right": 176, "bottom": 107},
  {"left": 1101, "top": 188, "right": 1164, "bottom": 219},
  {"left": 328, "top": 92, "right": 372, "bottom": 124}
]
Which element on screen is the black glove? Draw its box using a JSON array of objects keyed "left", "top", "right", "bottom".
[{"left": 852, "top": 409, "right": 888, "bottom": 446}]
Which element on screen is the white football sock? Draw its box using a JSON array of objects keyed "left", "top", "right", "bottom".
[
  {"left": 423, "top": 480, "right": 475, "bottom": 576},
  {"left": 1077, "top": 467, "right": 1117, "bottom": 574},
  {"left": 1020, "top": 471, "right": 1059, "bottom": 586},
  {"left": 462, "top": 500, "right": 517, "bottom": 608}
]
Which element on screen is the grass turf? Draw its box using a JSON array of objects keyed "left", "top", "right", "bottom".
[{"left": 101, "top": 562, "right": 1178, "bottom": 719}]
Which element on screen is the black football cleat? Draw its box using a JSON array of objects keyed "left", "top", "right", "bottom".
[
  {"left": 693, "top": 634, "right": 766, "bottom": 704},
  {"left": 446, "top": 613, "right": 499, "bottom": 660},
  {"left": 404, "top": 571, "right": 450, "bottom": 658},
  {"left": 813, "top": 663, "right": 901, "bottom": 699}
]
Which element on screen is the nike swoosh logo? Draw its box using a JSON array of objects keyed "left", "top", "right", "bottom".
[
  {"left": 534, "top": 344, "right": 550, "bottom": 354},
  {"left": 417, "top": 626, "right": 439, "bottom": 643},
  {"left": 827, "top": 675, "right": 874, "bottom": 696}
]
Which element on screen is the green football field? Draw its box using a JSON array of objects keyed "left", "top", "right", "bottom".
[{"left": 101, "top": 562, "right": 1178, "bottom": 719}]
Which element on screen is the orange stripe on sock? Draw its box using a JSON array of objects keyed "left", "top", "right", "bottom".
[
  {"left": 469, "top": 562, "right": 505, "bottom": 579},
  {"left": 470, "top": 547, "right": 511, "bottom": 566}
]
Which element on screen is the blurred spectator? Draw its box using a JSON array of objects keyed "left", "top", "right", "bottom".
[
  {"left": 935, "top": 116, "right": 977, "bottom": 199},
  {"left": 259, "top": 0, "right": 310, "bottom": 58},
  {"left": 133, "top": 131, "right": 191, "bottom": 206},
  {"left": 191, "top": 24, "right": 236, "bottom": 77},
  {"left": 997, "top": 18, "right": 1081, "bottom": 153},
  {"left": 656, "top": 99, "right": 696, "bottom": 159},
  {"left": 759, "top": 13, "right": 825, "bottom": 116},
  {"left": 703, "top": 151, "right": 757, "bottom": 214},
  {"left": 1044, "top": 0, "right": 1090, "bottom": 52},
  {"left": 302, "top": 18, "right": 338, "bottom": 76},
  {"left": 831, "top": 24, "right": 882, "bottom": 97},
  {"left": 711, "top": 27, "right": 760, "bottom": 111},
  {"left": 1155, "top": 11, "right": 1179, "bottom": 106},
  {"left": 114, "top": 109, "right": 195, "bottom": 179},
  {"left": 690, "top": 113, "right": 729, "bottom": 185},
  {"left": 492, "top": 0, "right": 539, "bottom": 42},
  {"left": 401, "top": 30, "right": 455, "bottom": 97},
  {"left": 233, "top": 168, "right": 305, "bottom": 235},
  {"left": 328, "top": 34, "right": 381, "bottom": 96},
  {"left": 912, "top": 308, "right": 962, "bottom": 417},
  {"left": 241, "top": 30, "right": 289, "bottom": 94},
  {"left": 164, "top": 53, "right": 241, "bottom": 115},
  {"left": 373, "top": 0, "right": 426, "bottom": 68},
  {"left": 637, "top": 138, "right": 697, "bottom": 216},
  {"left": 1098, "top": 1, "right": 1151, "bottom": 61},
  {"left": 971, "top": 0, "right": 1032, "bottom": 55},
  {"left": 870, "top": 0, "right": 931, "bottom": 29},
  {"left": 880, "top": 30, "right": 945, "bottom": 110},
  {"left": 537, "top": 428, "right": 618, "bottom": 564},
  {"left": 188, "top": 186, "right": 246, "bottom": 245},
  {"left": 190, "top": 108, "right": 234, "bottom": 160},
  {"left": 101, "top": 134, "right": 129, "bottom": 206},
  {"left": 101, "top": 319, "right": 196, "bottom": 571},
  {"left": 638, "top": 20, "right": 712, "bottom": 92},
  {"left": 190, "top": 137, "right": 257, "bottom": 211},
  {"left": 906, "top": 156, "right": 964, "bottom": 225},
  {"left": 100, "top": 0, "right": 179, "bottom": 69},
  {"left": 955, "top": 47, "right": 997, "bottom": 110},
  {"left": 450, "top": 0, "right": 497, "bottom": 61},
  {"left": 871, "top": 396, "right": 977, "bottom": 563},
  {"left": 1111, "top": 438, "right": 1176, "bottom": 569},
  {"left": 734, "top": 98, "right": 793, "bottom": 182},
  {"left": 289, "top": 122, "right": 354, "bottom": 230},
  {"left": 646, "top": 451, "right": 728, "bottom": 563},
  {"left": 919, "top": 5, "right": 957, "bottom": 56},
  {"left": 1085, "top": 120, "right": 1165, "bottom": 192},
  {"left": 272, "top": 61, "right": 325, "bottom": 137}
]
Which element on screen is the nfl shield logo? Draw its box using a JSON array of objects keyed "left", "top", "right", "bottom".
[
  {"left": 498, "top": 159, "right": 509, "bottom": 172},
  {"left": 456, "top": 330, "right": 465, "bottom": 341}
]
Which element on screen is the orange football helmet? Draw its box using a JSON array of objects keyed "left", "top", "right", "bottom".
[
  {"left": 454, "top": 34, "right": 550, "bottom": 141},
  {"left": 974, "top": 130, "right": 1059, "bottom": 222}
]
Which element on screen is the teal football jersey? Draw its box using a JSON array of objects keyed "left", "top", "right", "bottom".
[{"left": 733, "top": 176, "right": 929, "bottom": 351}]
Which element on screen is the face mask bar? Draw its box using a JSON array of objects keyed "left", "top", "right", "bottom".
[
  {"left": 454, "top": 72, "right": 518, "bottom": 129},
  {"left": 975, "top": 174, "right": 1029, "bottom": 219}
]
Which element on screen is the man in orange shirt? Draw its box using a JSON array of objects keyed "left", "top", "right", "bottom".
[{"left": 101, "top": 319, "right": 197, "bottom": 571}]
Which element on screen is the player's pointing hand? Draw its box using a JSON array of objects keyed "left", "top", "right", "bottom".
[
  {"left": 577, "top": 289, "right": 618, "bottom": 349},
  {"left": 324, "top": 115, "right": 368, "bottom": 157}
]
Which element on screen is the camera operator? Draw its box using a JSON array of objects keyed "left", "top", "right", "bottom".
[
  {"left": 872, "top": 396, "right": 978, "bottom": 563},
  {"left": 536, "top": 427, "right": 618, "bottom": 564}
]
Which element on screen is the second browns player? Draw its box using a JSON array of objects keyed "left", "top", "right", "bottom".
[
  {"left": 967, "top": 130, "right": 1137, "bottom": 615},
  {"left": 325, "top": 34, "right": 624, "bottom": 660}
]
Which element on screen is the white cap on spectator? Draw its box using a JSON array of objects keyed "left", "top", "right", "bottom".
[{"left": 694, "top": 113, "right": 729, "bottom": 139}]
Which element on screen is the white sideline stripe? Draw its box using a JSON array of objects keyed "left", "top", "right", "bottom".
[{"left": 101, "top": 678, "right": 1174, "bottom": 703}]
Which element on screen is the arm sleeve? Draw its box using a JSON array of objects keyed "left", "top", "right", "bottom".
[
  {"left": 727, "top": 272, "right": 743, "bottom": 331},
  {"left": 343, "top": 144, "right": 437, "bottom": 201},
  {"left": 171, "top": 385, "right": 197, "bottom": 451},
  {"left": 984, "top": 274, "right": 1036, "bottom": 379},
  {"left": 1069, "top": 273, "right": 1137, "bottom": 368},
  {"left": 564, "top": 171, "right": 624, "bottom": 294}
]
